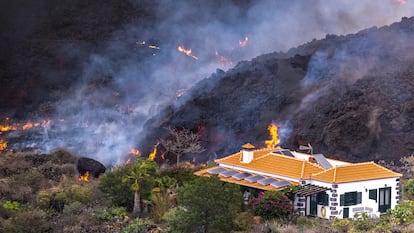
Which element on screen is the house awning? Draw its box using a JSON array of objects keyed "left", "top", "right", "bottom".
[{"left": 295, "top": 184, "right": 331, "bottom": 196}]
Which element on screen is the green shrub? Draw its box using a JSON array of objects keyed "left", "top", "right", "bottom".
[
  {"left": 352, "top": 212, "right": 375, "bottom": 232},
  {"left": 69, "top": 185, "right": 91, "bottom": 204},
  {"left": 122, "top": 218, "right": 158, "bottom": 233},
  {"left": 233, "top": 211, "right": 255, "bottom": 231},
  {"left": 99, "top": 165, "right": 134, "bottom": 210},
  {"left": 331, "top": 217, "right": 350, "bottom": 233},
  {"left": 2, "top": 200, "right": 20, "bottom": 211},
  {"left": 250, "top": 191, "right": 294, "bottom": 221},
  {"left": 95, "top": 206, "right": 128, "bottom": 221},
  {"left": 2, "top": 208, "right": 51, "bottom": 233},
  {"left": 386, "top": 200, "right": 414, "bottom": 224},
  {"left": 36, "top": 190, "right": 52, "bottom": 209}
]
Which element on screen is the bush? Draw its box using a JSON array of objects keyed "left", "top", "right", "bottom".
[
  {"left": 352, "top": 212, "right": 375, "bottom": 232},
  {"left": 122, "top": 218, "right": 159, "bottom": 233},
  {"left": 36, "top": 190, "right": 52, "bottom": 209},
  {"left": 169, "top": 175, "right": 242, "bottom": 232},
  {"left": 250, "top": 191, "right": 294, "bottom": 221},
  {"left": 2, "top": 200, "right": 20, "bottom": 211},
  {"left": 95, "top": 206, "right": 128, "bottom": 221},
  {"left": 99, "top": 165, "right": 134, "bottom": 210},
  {"left": 386, "top": 200, "right": 414, "bottom": 224},
  {"left": 233, "top": 211, "right": 255, "bottom": 231},
  {"left": 331, "top": 217, "right": 350, "bottom": 233},
  {"left": 2, "top": 208, "right": 51, "bottom": 233}
]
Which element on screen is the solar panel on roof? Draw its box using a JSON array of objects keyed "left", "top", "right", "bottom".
[
  {"left": 207, "top": 167, "right": 227, "bottom": 174},
  {"left": 258, "top": 178, "right": 277, "bottom": 185},
  {"left": 270, "top": 180, "right": 292, "bottom": 188},
  {"left": 273, "top": 150, "right": 294, "bottom": 157},
  {"left": 232, "top": 172, "right": 252, "bottom": 180},
  {"left": 220, "top": 169, "right": 239, "bottom": 178},
  {"left": 245, "top": 175, "right": 265, "bottom": 183},
  {"left": 312, "top": 154, "right": 333, "bottom": 169}
]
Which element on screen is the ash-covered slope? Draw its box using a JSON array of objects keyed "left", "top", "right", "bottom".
[{"left": 143, "top": 17, "right": 414, "bottom": 163}]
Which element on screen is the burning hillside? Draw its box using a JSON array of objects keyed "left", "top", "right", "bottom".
[
  {"left": 1, "top": 1, "right": 414, "bottom": 166},
  {"left": 142, "top": 16, "right": 414, "bottom": 163}
]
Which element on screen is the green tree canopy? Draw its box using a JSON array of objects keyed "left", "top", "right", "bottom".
[{"left": 168, "top": 175, "right": 242, "bottom": 233}]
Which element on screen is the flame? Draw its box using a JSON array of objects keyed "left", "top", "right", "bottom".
[
  {"left": 239, "top": 36, "right": 249, "bottom": 47},
  {"left": 214, "top": 50, "right": 233, "bottom": 65},
  {"left": 148, "top": 142, "right": 160, "bottom": 161},
  {"left": 0, "top": 139, "right": 7, "bottom": 152},
  {"left": 130, "top": 148, "right": 141, "bottom": 156},
  {"left": 160, "top": 151, "right": 166, "bottom": 160},
  {"left": 0, "top": 124, "right": 17, "bottom": 133},
  {"left": 79, "top": 171, "right": 89, "bottom": 182},
  {"left": 178, "top": 45, "right": 198, "bottom": 60},
  {"left": 148, "top": 45, "right": 160, "bottom": 50},
  {"left": 394, "top": 0, "right": 406, "bottom": 5},
  {"left": 0, "top": 119, "right": 52, "bottom": 134},
  {"left": 265, "top": 124, "right": 280, "bottom": 148}
]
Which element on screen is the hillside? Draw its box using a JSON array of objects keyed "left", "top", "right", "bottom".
[{"left": 142, "top": 17, "right": 414, "bottom": 163}]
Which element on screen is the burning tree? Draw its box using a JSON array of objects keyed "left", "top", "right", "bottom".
[{"left": 161, "top": 127, "right": 204, "bottom": 166}]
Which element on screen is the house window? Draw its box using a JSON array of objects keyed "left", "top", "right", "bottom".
[
  {"left": 340, "top": 191, "right": 362, "bottom": 206},
  {"left": 369, "top": 189, "right": 377, "bottom": 201},
  {"left": 316, "top": 192, "right": 329, "bottom": 206}
]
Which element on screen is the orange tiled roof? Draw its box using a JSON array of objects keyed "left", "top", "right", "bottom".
[
  {"left": 194, "top": 166, "right": 298, "bottom": 191},
  {"left": 216, "top": 148, "right": 324, "bottom": 179},
  {"left": 311, "top": 162, "right": 402, "bottom": 183}
]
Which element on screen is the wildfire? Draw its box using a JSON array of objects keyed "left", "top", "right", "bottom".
[
  {"left": 148, "top": 142, "right": 160, "bottom": 161},
  {"left": 239, "top": 36, "right": 249, "bottom": 47},
  {"left": 177, "top": 45, "right": 198, "bottom": 60},
  {"left": 79, "top": 171, "right": 89, "bottom": 182},
  {"left": 0, "top": 139, "right": 7, "bottom": 152},
  {"left": 136, "top": 41, "right": 161, "bottom": 50},
  {"left": 214, "top": 50, "right": 233, "bottom": 66},
  {"left": 130, "top": 148, "right": 141, "bottom": 156},
  {"left": 0, "top": 119, "right": 51, "bottom": 134},
  {"left": 265, "top": 124, "right": 280, "bottom": 148}
]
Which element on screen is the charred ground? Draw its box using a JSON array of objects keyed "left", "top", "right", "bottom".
[{"left": 143, "top": 17, "right": 414, "bottom": 163}]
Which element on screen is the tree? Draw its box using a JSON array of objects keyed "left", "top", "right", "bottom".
[
  {"left": 122, "top": 158, "right": 158, "bottom": 217},
  {"left": 161, "top": 127, "right": 204, "bottom": 165},
  {"left": 167, "top": 175, "right": 242, "bottom": 232}
]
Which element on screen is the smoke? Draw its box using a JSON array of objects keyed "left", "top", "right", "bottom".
[{"left": 6, "top": 0, "right": 414, "bottom": 166}]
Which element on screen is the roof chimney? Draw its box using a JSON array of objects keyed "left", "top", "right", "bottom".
[{"left": 241, "top": 143, "right": 255, "bottom": 163}]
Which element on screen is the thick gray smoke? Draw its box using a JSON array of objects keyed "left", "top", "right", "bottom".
[{"left": 21, "top": 0, "right": 414, "bottom": 166}]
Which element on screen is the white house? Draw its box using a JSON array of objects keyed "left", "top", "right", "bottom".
[{"left": 195, "top": 144, "right": 402, "bottom": 219}]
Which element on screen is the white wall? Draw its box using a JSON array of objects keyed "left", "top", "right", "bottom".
[{"left": 303, "top": 177, "right": 401, "bottom": 219}]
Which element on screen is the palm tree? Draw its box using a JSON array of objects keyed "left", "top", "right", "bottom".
[{"left": 122, "top": 158, "right": 158, "bottom": 217}]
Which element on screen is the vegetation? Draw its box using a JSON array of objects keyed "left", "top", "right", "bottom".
[
  {"left": 3, "top": 150, "right": 414, "bottom": 232},
  {"left": 161, "top": 127, "right": 204, "bottom": 165}
]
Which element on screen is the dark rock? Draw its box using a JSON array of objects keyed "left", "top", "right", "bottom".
[{"left": 76, "top": 157, "right": 106, "bottom": 178}]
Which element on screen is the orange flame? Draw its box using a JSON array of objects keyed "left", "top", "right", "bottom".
[
  {"left": 178, "top": 45, "right": 198, "bottom": 60},
  {"left": 214, "top": 50, "right": 233, "bottom": 65},
  {"left": 265, "top": 124, "right": 280, "bottom": 148},
  {"left": 79, "top": 171, "right": 89, "bottom": 182},
  {"left": 239, "top": 36, "right": 249, "bottom": 47},
  {"left": 0, "top": 139, "right": 8, "bottom": 152},
  {"left": 148, "top": 142, "right": 160, "bottom": 161},
  {"left": 130, "top": 148, "right": 141, "bottom": 156},
  {"left": 0, "top": 124, "right": 17, "bottom": 133}
]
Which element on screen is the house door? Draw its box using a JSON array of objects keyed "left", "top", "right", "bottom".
[
  {"left": 379, "top": 187, "right": 391, "bottom": 213},
  {"left": 310, "top": 194, "right": 317, "bottom": 216},
  {"left": 343, "top": 207, "right": 349, "bottom": 218}
]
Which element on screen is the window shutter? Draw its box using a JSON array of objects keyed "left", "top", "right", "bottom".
[
  {"left": 340, "top": 194, "right": 344, "bottom": 206},
  {"left": 357, "top": 192, "right": 362, "bottom": 204}
]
